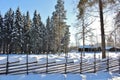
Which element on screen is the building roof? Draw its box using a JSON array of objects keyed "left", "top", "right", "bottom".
[
  {"left": 105, "top": 46, "right": 113, "bottom": 50},
  {"left": 79, "top": 45, "right": 98, "bottom": 49}
]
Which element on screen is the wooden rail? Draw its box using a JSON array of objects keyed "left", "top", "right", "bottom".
[{"left": 0, "top": 57, "right": 119, "bottom": 75}]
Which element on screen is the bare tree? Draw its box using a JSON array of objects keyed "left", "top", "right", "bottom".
[{"left": 77, "top": 0, "right": 119, "bottom": 58}]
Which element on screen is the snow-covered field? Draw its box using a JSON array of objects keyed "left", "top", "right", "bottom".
[
  {"left": 0, "top": 51, "right": 120, "bottom": 80},
  {"left": 0, "top": 52, "right": 119, "bottom": 64},
  {"left": 0, "top": 72, "right": 120, "bottom": 80}
]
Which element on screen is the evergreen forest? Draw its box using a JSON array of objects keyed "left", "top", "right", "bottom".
[{"left": 0, "top": 0, "right": 70, "bottom": 54}]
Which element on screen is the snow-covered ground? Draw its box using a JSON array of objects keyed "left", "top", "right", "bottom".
[
  {"left": 0, "top": 51, "right": 119, "bottom": 63},
  {"left": 0, "top": 51, "right": 120, "bottom": 80},
  {"left": 0, "top": 71, "right": 120, "bottom": 80}
]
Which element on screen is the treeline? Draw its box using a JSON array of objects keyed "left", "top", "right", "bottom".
[{"left": 0, "top": 0, "right": 70, "bottom": 54}]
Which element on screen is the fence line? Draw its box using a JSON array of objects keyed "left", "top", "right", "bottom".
[{"left": 0, "top": 56, "right": 119, "bottom": 75}]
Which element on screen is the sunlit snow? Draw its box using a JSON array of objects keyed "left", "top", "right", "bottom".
[{"left": 0, "top": 51, "right": 120, "bottom": 80}]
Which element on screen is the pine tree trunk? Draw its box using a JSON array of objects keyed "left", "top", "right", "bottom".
[
  {"left": 82, "top": 18, "right": 85, "bottom": 56},
  {"left": 99, "top": 0, "right": 106, "bottom": 58}
]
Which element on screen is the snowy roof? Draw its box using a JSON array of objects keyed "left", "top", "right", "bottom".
[
  {"left": 105, "top": 46, "right": 113, "bottom": 50},
  {"left": 79, "top": 45, "right": 98, "bottom": 48}
]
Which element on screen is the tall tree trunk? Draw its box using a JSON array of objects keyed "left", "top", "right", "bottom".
[
  {"left": 82, "top": 18, "right": 85, "bottom": 56},
  {"left": 99, "top": 0, "right": 106, "bottom": 58}
]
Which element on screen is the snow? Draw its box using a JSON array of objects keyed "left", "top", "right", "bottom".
[
  {"left": 0, "top": 74, "right": 63, "bottom": 80},
  {"left": 0, "top": 52, "right": 120, "bottom": 80},
  {"left": 0, "top": 72, "right": 119, "bottom": 80},
  {"left": 85, "top": 72, "right": 113, "bottom": 80}
]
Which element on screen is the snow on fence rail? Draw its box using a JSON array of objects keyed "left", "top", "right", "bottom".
[{"left": 0, "top": 57, "right": 120, "bottom": 75}]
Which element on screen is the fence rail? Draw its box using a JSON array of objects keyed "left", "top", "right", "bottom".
[{"left": 0, "top": 57, "right": 120, "bottom": 75}]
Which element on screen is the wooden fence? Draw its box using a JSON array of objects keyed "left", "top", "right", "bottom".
[{"left": 0, "top": 56, "right": 120, "bottom": 75}]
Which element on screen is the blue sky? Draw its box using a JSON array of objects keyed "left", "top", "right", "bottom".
[
  {"left": 0, "top": 0, "right": 76, "bottom": 24},
  {"left": 0, "top": 0, "right": 77, "bottom": 45}
]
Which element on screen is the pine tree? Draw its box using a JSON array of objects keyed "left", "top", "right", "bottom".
[
  {"left": 51, "top": 12, "right": 58, "bottom": 53},
  {"left": 30, "top": 10, "right": 43, "bottom": 54},
  {"left": 23, "top": 11, "right": 31, "bottom": 53},
  {"left": 37, "top": 14, "right": 44, "bottom": 53},
  {"left": 30, "top": 10, "right": 38, "bottom": 53},
  {"left": 62, "top": 26, "right": 70, "bottom": 53},
  {"left": 12, "top": 7, "right": 24, "bottom": 53},
  {"left": 47, "top": 15, "right": 56, "bottom": 53},
  {"left": 46, "top": 17, "right": 53, "bottom": 52},
  {"left": 42, "top": 23, "right": 47, "bottom": 53},
  {"left": 51, "top": 0, "right": 70, "bottom": 53},
  {"left": 4, "top": 8, "right": 14, "bottom": 54}
]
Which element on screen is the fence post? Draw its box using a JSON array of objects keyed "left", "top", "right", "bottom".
[
  {"left": 26, "top": 52, "right": 28, "bottom": 75},
  {"left": 119, "top": 53, "right": 120, "bottom": 74},
  {"left": 65, "top": 57, "right": 67, "bottom": 74},
  {"left": 46, "top": 52, "right": 48, "bottom": 73},
  {"left": 6, "top": 53, "right": 9, "bottom": 75},
  {"left": 65, "top": 51, "right": 67, "bottom": 74},
  {"left": 107, "top": 57, "right": 109, "bottom": 72},
  {"left": 80, "top": 51, "right": 82, "bottom": 74},
  {"left": 94, "top": 49, "right": 96, "bottom": 73},
  {"left": 6, "top": 62, "right": 9, "bottom": 75}
]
